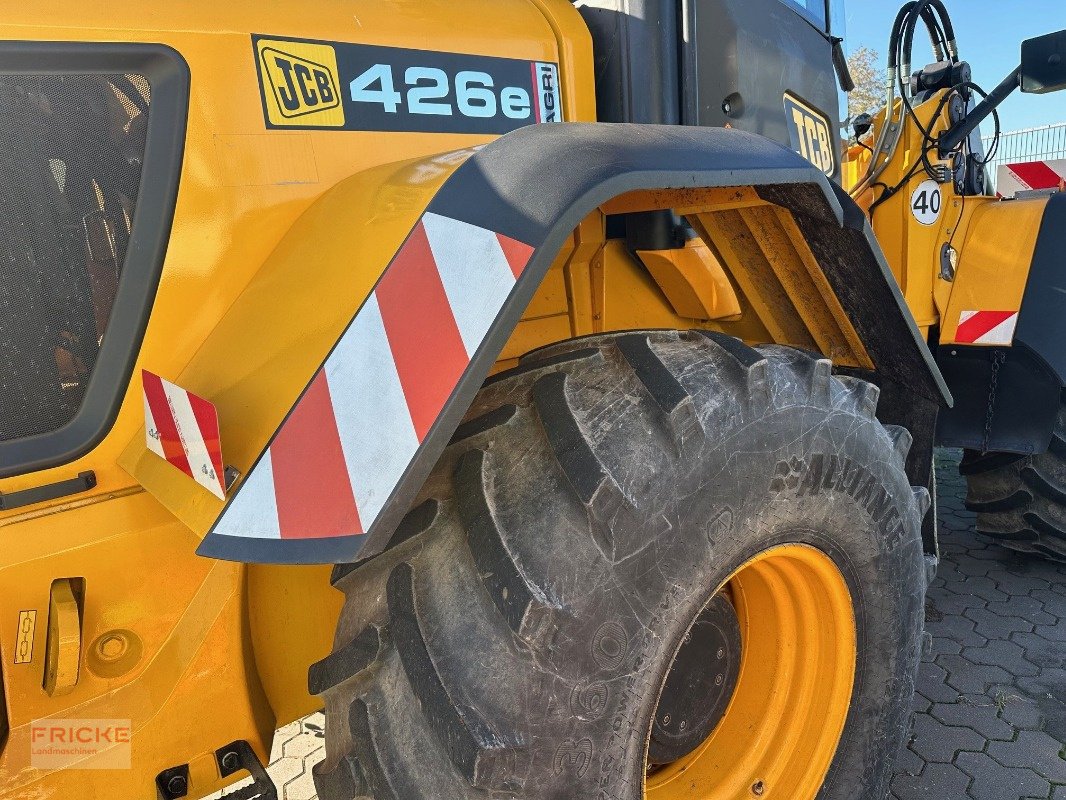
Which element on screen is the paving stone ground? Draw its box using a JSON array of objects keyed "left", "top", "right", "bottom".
[
  {"left": 892, "top": 450, "right": 1066, "bottom": 800},
  {"left": 214, "top": 449, "right": 1066, "bottom": 799}
]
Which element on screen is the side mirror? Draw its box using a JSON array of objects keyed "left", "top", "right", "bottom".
[
  {"left": 1021, "top": 30, "right": 1066, "bottom": 94},
  {"left": 852, "top": 113, "right": 873, "bottom": 139}
]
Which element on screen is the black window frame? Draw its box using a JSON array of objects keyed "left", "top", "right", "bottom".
[
  {"left": 778, "top": 0, "right": 829, "bottom": 31},
  {"left": 0, "top": 42, "right": 189, "bottom": 478}
]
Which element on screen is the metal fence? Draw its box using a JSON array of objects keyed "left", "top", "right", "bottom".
[{"left": 982, "top": 122, "right": 1066, "bottom": 188}]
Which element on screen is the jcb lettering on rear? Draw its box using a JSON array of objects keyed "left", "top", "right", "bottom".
[
  {"left": 783, "top": 93, "right": 836, "bottom": 177},
  {"left": 256, "top": 40, "right": 344, "bottom": 127},
  {"left": 272, "top": 56, "right": 337, "bottom": 111}
]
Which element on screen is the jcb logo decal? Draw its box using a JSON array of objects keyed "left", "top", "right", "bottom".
[
  {"left": 253, "top": 34, "right": 563, "bottom": 135},
  {"left": 256, "top": 39, "right": 345, "bottom": 127},
  {"left": 783, "top": 93, "right": 835, "bottom": 177}
]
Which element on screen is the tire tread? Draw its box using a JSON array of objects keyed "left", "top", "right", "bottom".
[{"left": 962, "top": 406, "right": 1066, "bottom": 561}]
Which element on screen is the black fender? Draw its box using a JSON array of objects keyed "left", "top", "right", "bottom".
[{"left": 200, "top": 122, "right": 949, "bottom": 565}]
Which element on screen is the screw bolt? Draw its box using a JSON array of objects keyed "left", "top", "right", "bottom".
[
  {"left": 752, "top": 780, "right": 766, "bottom": 796},
  {"left": 662, "top": 714, "right": 671, "bottom": 726},
  {"left": 166, "top": 775, "right": 188, "bottom": 797},
  {"left": 221, "top": 751, "right": 240, "bottom": 772},
  {"left": 99, "top": 635, "right": 125, "bottom": 659}
]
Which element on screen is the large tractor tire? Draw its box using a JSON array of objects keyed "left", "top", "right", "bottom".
[
  {"left": 311, "top": 330, "right": 928, "bottom": 800},
  {"left": 962, "top": 405, "right": 1066, "bottom": 560}
]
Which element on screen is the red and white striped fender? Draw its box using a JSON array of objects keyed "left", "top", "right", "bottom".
[
  {"left": 204, "top": 213, "right": 531, "bottom": 556},
  {"left": 198, "top": 122, "right": 949, "bottom": 564},
  {"left": 997, "top": 160, "right": 1066, "bottom": 198}
]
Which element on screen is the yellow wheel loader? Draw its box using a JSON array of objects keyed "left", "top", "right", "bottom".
[{"left": 0, "top": 1, "right": 1062, "bottom": 799}]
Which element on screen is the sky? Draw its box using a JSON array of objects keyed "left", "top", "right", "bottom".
[{"left": 842, "top": 0, "right": 1066, "bottom": 133}]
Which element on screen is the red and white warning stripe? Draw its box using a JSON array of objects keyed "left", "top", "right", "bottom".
[
  {"left": 212, "top": 212, "right": 533, "bottom": 541},
  {"left": 142, "top": 370, "right": 227, "bottom": 499},
  {"left": 997, "top": 159, "right": 1066, "bottom": 198},
  {"left": 955, "top": 310, "right": 1019, "bottom": 346}
]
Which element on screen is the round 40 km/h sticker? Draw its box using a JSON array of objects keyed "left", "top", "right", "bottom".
[{"left": 911, "top": 179, "right": 943, "bottom": 226}]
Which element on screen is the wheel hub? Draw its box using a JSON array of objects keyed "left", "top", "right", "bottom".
[{"left": 648, "top": 594, "right": 742, "bottom": 765}]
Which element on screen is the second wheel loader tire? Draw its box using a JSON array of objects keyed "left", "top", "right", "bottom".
[
  {"left": 962, "top": 404, "right": 1066, "bottom": 561},
  {"left": 311, "top": 330, "right": 928, "bottom": 800}
]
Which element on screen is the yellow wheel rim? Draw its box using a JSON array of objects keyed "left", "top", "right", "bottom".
[{"left": 645, "top": 543, "right": 857, "bottom": 799}]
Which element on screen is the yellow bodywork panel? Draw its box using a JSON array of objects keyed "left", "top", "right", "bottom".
[
  {"left": 692, "top": 206, "right": 871, "bottom": 366},
  {"left": 847, "top": 95, "right": 957, "bottom": 334},
  {"left": 938, "top": 196, "right": 1049, "bottom": 344},
  {"left": 597, "top": 239, "right": 712, "bottom": 331},
  {"left": 0, "top": 491, "right": 286, "bottom": 798},
  {"left": 117, "top": 153, "right": 475, "bottom": 537},
  {"left": 637, "top": 241, "right": 743, "bottom": 321},
  {"left": 843, "top": 90, "right": 1048, "bottom": 351},
  {"left": 0, "top": 0, "right": 594, "bottom": 505}
]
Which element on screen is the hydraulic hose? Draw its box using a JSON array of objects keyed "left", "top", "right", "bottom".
[
  {"left": 851, "top": 0, "right": 960, "bottom": 196},
  {"left": 926, "top": 0, "right": 958, "bottom": 58},
  {"left": 902, "top": 0, "right": 934, "bottom": 81},
  {"left": 851, "top": 3, "right": 914, "bottom": 195},
  {"left": 920, "top": 6, "right": 947, "bottom": 62}
]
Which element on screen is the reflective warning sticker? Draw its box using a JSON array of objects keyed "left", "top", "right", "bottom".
[
  {"left": 997, "top": 159, "right": 1066, "bottom": 197},
  {"left": 956, "top": 311, "right": 1019, "bottom": 345},
  {"left": 15, "top": 610, "right": 36, "bottom": 664},
  {"left": 142, "top": 372, "right": 227, "bottom": 499},
  {"left": 253, "top": 35, "right": 563, "bottom": 134}
]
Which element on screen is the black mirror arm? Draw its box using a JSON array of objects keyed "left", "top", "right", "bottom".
[
  {"left": 938, "top": 65, "right": 1021, "bottom": 157},
  {"left": 832, "top": 37, "right": 856, "bottom": 93},
  {"left": 794, "top": 12, "right": 855, "bottom": 95}
]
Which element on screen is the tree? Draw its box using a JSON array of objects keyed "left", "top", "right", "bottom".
[{"left": 847, "top": 46, "right": 887, "bottom": 120}]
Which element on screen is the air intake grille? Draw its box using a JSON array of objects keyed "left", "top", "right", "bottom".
[{"left": 0, "top": 73, "right": 149, "bottom": 442}]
